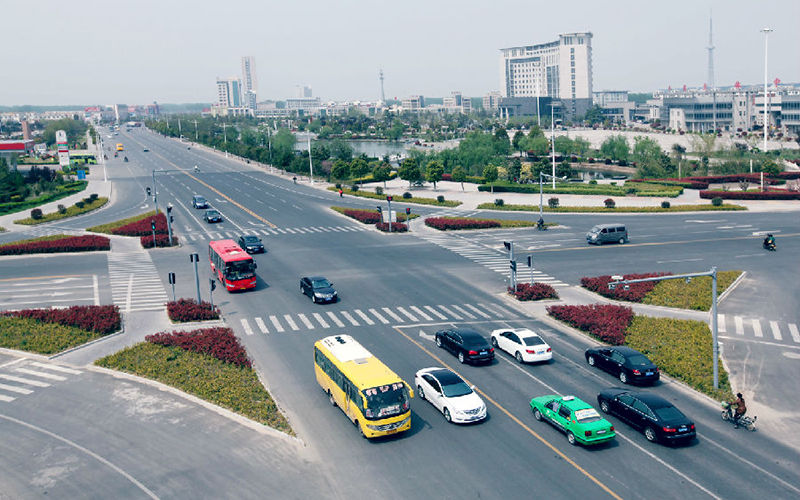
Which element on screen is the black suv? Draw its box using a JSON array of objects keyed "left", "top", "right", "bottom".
[
  {"left": 300, "top": 276, "right": 337, "bottom": 303},
  {"left": 204, "top": 209, "right": 222, "bottom": 223},
  {"left": 192, "top": 195, "right": 208, "bottom": 209},
  {"left": 238, "top": 235, "right": 264, "bottom": 254},
  {"left": 435, "top": 328, "right": 494, "bottom": 364}
]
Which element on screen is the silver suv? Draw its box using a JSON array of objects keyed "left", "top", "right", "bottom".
[{"left": 192, "top": 195, "right": 208, "bottom": 209}]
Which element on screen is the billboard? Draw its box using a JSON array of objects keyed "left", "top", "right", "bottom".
[{"left": 58, "top": 151, "right": 71, "bottom": 167}]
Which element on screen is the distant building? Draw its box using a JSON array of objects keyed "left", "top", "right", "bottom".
[
  {"left": 483, "top": 91, "right": 502, "bottom": 111},
  {"left": 214, "top": 77, "right": 252, "bottom": 116},
  {"left": 593, "top": 91, "right": 635, "bottom": 123},
  {"left": 286, "top": 97, "right": 321, "bottom": 115},
  {"left": 241, "top": 56, "right": 258, "bottom": 110},
  {"left": 296, "top": 85, "right": 313, "bottom": 98},
  {"left": 114, "top": 104, "right": 130, "bottom": 122},
  {"left": 401, "top": 95, "right": 425, "bottom": 112},
  {"left": 442, "top": 91, "right": 471, "bottom": 113},
  {"left": 21, "top": 121, "right": 31, "bottom": 140},
  {"left": 781, "top": 94, "right": 800, "bottom": 137}
]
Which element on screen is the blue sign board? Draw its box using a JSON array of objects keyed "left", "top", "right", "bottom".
[{"left": 77, "top": 170, "right": 86, "bottom": 179}]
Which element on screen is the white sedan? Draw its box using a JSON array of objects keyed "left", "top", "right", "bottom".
[
  {"left": 490, "top": 328, "right": 553, "bottom": 363},
  {"left": 414, "top": 368, "right": 487, "bottom": 424}
]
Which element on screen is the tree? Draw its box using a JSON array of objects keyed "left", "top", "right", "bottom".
[
  {"left": 372, "top": 162, "right": 391, "bottom": 189},
  {"left": 583, "top": 105, "right": 604, "bottom": 125},
  {"left": 329, "top": 139, "right": 353, "bottom": 161},
  {"left": 554, "top": 136, "right": 574, "bottom": 155},
  {"left": 399, "top": 158, "right": 422, "bottom": 186},
  {"left": 512, "top": 130, "right": 525, "bottom": 152},
  {"left": 330, "top": 160, "right": 350, "bottom": 180},
  {"left": 761, "top": 159, "right": 781, "bottom": 176},
  {"left": 494, "top": 127, "right": 509, "bottom": 143},
  {"left": 349, "top": 158, "right": 370, "bottom": 178},
  {"left": 425, "top": 160, "right": 444, "bottom": 190},
  {"left": 271, "top": 128, "right": 296, "bottom": 168},
  {"left": 451, "top": 165, "right": 467, "bottom": 191},
  {"left": 632, "top": 136, "right": 672, "bottom": 178},
  {"left": 599, "top": 135, "right": 629, "bottom": 162},
  {"left": 483, "top": 164, "right": 499, "bottom": 193},
  {"left": 507, "top": 157, "right": 522, "bottom": 182},
  {"left": 311, "top": 143, "right": 330, "bottom": 165},
  {"left": 556, "top": 159, "right": 573, "bottom": 179},
  {"left": 523, "top": 135, "right": 550, "bottom": 156},
  {"left": 671, "top": 144, "right": 686, "bottom": 177}
]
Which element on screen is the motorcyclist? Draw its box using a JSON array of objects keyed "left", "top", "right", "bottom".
[
  {"left": 763, "top": 234, "right": 775, "bottom": 249},
  {"left": 730, "top": 393, "right": 747, "bottom": 428},
  {"left": 537, "top": 217, "right": 545, "bottom": 230}
]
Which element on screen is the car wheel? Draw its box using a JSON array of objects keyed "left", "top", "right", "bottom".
[
  {"left": 435, "top": 336, "right": 442, "bottom": 348},
  {"left": 491, "top": 337, "right": 498, "bottom": 348},
  {"left": 533, "top": 408, "right": 543, "bottom": 421},
  {"left": 515, "top": 351, "right": 523, "bottom": 363},
  {"left": 443, "top": 408, "right": 452, "bottom": 423},
  {"left": 312, "top": 295, "right": 317, "bottom": 304},
  {"left": 356, "top": 421, "right": 366, "bottom": 439},
  {"left": 619, "top": 371, "right": 628, "bottom": 384},
  {"left": 587, "top": 355, "right": 595, "bottom": 366},
  {"left": 458, "top": 352, "right": 465, "bottom": 364},
  {"left": 747, "top": 422, "right": 756, "bottom": 432},
  {"left": 619, "top": 237, "right": 625, "bottom": 244},
  {"left": 300, "top": 285, "right": 304, "bottom": 294},
  {"left": 567, "top": 432, "right": 577, "bottom": 446},
  {"left": 417, "top": 385, "right": 425, "bottom": 401},
  {"left": 328, "top": 390, "right": 336, "bottom": 407},
  {"left": 645, "top": 426, "right": 657, "bottom": 442},
  {"left": 599, "top": 400, "right": 610, "bottom": 414}
]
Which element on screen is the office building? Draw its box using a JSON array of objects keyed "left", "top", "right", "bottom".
[
  {"left": 216, "top": 77, "right": 242, "bottom": 108},
  {"left": 483, "top": 91, "right": 502, "bottom": 111},
  {"left": 296, "top": 85, "right": 313, "bottom": 98},
  {"left": 443, "top": 91, "right": 471, "bottom": 113},
  {"left": 401, "top": 95, "right": 425, "bottom": 112},
  {"left": 593, "top": 90, "right": 635, "bottom": 124},
  {"left": 241, "top": 56, "right": 258, "bottom": 110}
]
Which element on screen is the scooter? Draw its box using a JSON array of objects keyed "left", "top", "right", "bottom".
[
  {"left": 763, "top": 240, "right": 776, "bottom": 251},
  {"left": 721, "top": 402, "right": 757, "bottom": 431},
  {"left": 536, "top": 219, "right": 548, "bottom": 231}
]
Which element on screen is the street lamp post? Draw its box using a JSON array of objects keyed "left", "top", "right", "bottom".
[
  {"left": 761, "top": 27, "right": 773, "bottom": 152},
  {"left": 550, "top": 105, "right": 556, "bottom": 189}
]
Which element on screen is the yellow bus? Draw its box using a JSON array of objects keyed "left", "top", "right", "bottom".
[
  {"left": 314, "top": 334, "right": 414, "bottom": 438},
  {"left": 116, "top": 143, "right": 124, "bottom": 151}
]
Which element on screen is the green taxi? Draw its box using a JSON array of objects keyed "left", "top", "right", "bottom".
[{"left": 530, "top": 395, "right": 616, "bottom": 446}]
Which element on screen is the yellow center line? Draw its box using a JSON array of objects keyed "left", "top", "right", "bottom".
[
  {"left": 392, "top": 326, "right": 622, "bottom": 500},
  {"left": 539, "top": 232, "right": 800, "bottom": 253}
]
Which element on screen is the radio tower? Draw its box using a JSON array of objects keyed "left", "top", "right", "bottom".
[
  {"left": 379, "top": 68, "right": 386, "bottom": 104},
  {"left": 707, "top": 14, "right": 715, "bottom": 90}
]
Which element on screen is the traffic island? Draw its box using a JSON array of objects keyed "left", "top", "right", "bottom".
[
  {"left": 508, "top": 283, "right": 559, "bottom": 301},
  {"left": 330, "top": 206, "right": 414, "bottom": 233},
  {"left": 13, "top": 194, "right": 108, "bottom": 225},
  {"left": 166, "top": 299, "right": 220, "bottom": 323},
  {"left": 0, "top": 234, "right": 110, "bottom": 255},
  {"left": 424, "top": 216, "right": 549, "bottom": 230},
  {"left": 476, "top": 202, "right": 747, "bottom": 213}
]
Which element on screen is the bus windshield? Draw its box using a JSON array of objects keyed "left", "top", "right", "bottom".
[
  {"left": 225, "top": 260, "right": 256, "bottom": 281},
  {"left": 363, "top": 383, "right": 409, "bottom": 420}
]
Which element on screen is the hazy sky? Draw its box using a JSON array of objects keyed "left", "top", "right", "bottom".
[{"left": 3, "top": 0, "right": 799, "bottom": 105}]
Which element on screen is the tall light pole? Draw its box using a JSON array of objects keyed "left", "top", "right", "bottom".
[
  {"left": 307, "top": 134, "right": 314, "bottom": 184},
  {"left": 550, "top": 105, "right": 556, "bottom": 189},
  {"left": 194, "top": 119, "right": 198, "bottom": 140},
  {"left": 761, "top": 27, "right": 773, "bottom": 152}
]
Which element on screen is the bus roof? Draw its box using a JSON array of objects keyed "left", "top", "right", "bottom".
[
  {"left": 209, "top": 239, "right": 253, "bottom": 263},
  {"left": 316, "top": 335, "right": 404, "bottom": 391}
]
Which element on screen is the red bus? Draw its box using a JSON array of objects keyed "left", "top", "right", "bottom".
[{"left": 208, "top": 240, "right": 257, "bottom": 291}]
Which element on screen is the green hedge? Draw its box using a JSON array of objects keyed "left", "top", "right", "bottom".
[
  {"left": 87, "top": 210, "right": 158, "bottom": 234},
  {"left": 643, "top": 271, "right": 742, "bottom": 311},
  {"left": 0, "top": 316, "right": 107, "bottom": 354},
  {"left": 0, "top": 181, "right": 88, "bottom": 216},
  {"left": 95, "top": 342, "right": 293, "bottom": 434},
  {"left": 14, "top": 197, "right": 108, "bottom": 225},
  {"left": 476, "top": 202, "right": 746, "bottom": 213},
  {"left": 626, "top": 316, "right": 731, "bottom": 400},
  {"left": 329, "top": 187, "right": 461, "bottom": 207},
  {"left": 477, "top": 181, "right": 682, "bottom": 198}
]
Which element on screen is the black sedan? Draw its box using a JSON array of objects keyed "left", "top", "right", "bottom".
[
  {"left": 585, "top": 346, "right": 659, "bottom": 385},
  {"left": 597, "top": 388, "right": 696, "bottom": 444},
  {"left": 204, "top": 209, "right": 223, "bottom": 223},
  {"left": 300, "top": 276, "right": 337, "bottom": 303},
  {"left": 435, "top": 328, "right": 494, "bottom": 365},
  {"left": 237, "top": 235, "right": 265, "bottom": 254}
]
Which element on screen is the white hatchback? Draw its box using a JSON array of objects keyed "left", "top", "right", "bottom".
[
  {"left": 490, "top": 328, "right": 553, "bottom": 363},
  {"left": 414, "top": 367, "right": 487, "bottom": 424}
]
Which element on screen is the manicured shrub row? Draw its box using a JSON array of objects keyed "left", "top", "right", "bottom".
[
  {"left": 166, "top": 298, "right": 220, "bottom": 322},
  {"left": 146, "top": 327, "right": 250, "bottom": 368},
  {"left": 633, "top": 173, "right": 798, "bottom": 190},
  {"left": 0, "top": 235, "right": 110, "bottom": 255},
  {"left": 376, "top": 222, "right": 408, "bottom": 232},
  {"left": 440, "top": 173, "right": 485, "bottom": 184},
  {"left": 509, "top": 283, "right": 559, "bottom": 301},
  {"left": 425, "top": 217, "right": 501, "bottom": 230},
  {"left": 342, "top": 208, "right": 381, "bottom": 224},
  {"left": 87, "top": 211, "right": 158, "bottom": 234},
  {"left": 14, "top": 196, "right": 108, "bottom": 225},
  {"left": 581, "top": 272, "right": 672, "bottom": 302},
  {"left": 95, "top": 342, "right": 293, "bottom": 433},
  {"left": 0, "top": 181, "right": 87, "bottom": 216},
  {"left": 2, "top": 305, "right": 121, "bottom": 334},
  {"left": 475, "top": 202, "right": 746, "bottom": 213},
  {"left": 328, "top": 187, "right": 462, "bottom": 207},
  {"left": 477, "top": 181, "right": 682, "bottom": 198},
  {"left": 0, "top": 316, "right": 107, "bottom": 355},
  {"left": 546, "top": 304, "right": 633, "bottom": 345},
  {"left": 140, "top": 234, "right": 179, "bottom": 248},
  {"left": 699, "top": 190, "right": 800, "bottom": 200},
  {"left": 642, "top": 271, "right": 742, "bottom": 311},
  {"left": 776, "top": 172, "right": 800, "bottom": 180},
  {"left": 629, "top": 178, "right": 709, "bottom": 189},
  {"left": 112, "top": 212, "right": 169, "bottom": 236}
]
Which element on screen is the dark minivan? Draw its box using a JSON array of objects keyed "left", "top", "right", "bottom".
[
  {"left": 435, "top": 328, "right": 494, "bottom": 365},
  {"left": 587, "top": 224, "right": 628, "bottom": 245}
]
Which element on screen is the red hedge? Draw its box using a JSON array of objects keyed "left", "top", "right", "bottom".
[
  {"left": 342, "top": 208, "right": 381, "bottom": 224},
  {"left": 581, "top": 272, "right": 671, "bottom": 302},
  {"left": 547, "top": 304, "right": 633, "bottom": 345},
  {"left": 113, "top": 212, "right": 169, "bottom": 236},
  {"left": 2, "top": 305, "right": 121, "bottom": 334},
  {"left": 509, "top": 282, "right": 559, "bottom": 301},
  {"left": 376, "top": 222, "right": 408, "bottom": 232},
  {"left": 0, "top": 235, "right": 110, "bottom": 255},
  {"left": 699, "top": 190, "right": 800, "bottom": 200},
  {"left": 140, "top": 234, "right": 179, "bottom": 248},
  {"left": 146, "top": 327, "right": 251, "bottom": 368},
  {"left": 166, "top": 298, "right": 220, "bottom": 322},
  {"left": 425, "top": 217, "right": 501, "bottom": 230}
]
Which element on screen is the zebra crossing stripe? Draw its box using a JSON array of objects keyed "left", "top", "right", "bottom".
[
  {"left": 0, "top": 383, "right": 33, "bottom": 394},
  {"left": 752, "top": 319, "right": 763, "bottom": 338},
  {"left": 424, "top": 306, "right": 448, "bottom": 320},
  {"left": 369, "top": 308, "right": 390, "bottom": 324},
  {"left": 15, "top": 368, "right": 66, "bottom": 381},
  {"left": 326, "top": 312, "right": 345, "bottom": 327},
  {"left": 734, "top": 316, "right": 744, "bottom": 335},
  {"left": 269, "top": 315, "right": 285, "bottom": 333},
  {"left": 769, "top": 321, "right": 782, "bottom": 341},
  {"left": 483, "top": 303, "right": 517, "bottom": 318},
  {"left": 241, "top": 318, "right": 254, "bottom": 336},
  {"left": 463, "top": 303, "right": 491, "bottom": 318},
  {"left": 354, "top": 309, "right": 375, "bottom": 325},
  {"left": 297, "top": 313, "right": 315, "bottom": 329},
  {"left": 717, "top": 314, "right": 726, "bottom": 333},
  {"left": 0, "top": 394, "right": 14, "bottom": 402},
  {"left": 320, "top": 227, "right": 332, "bottom": 232},
  {"left": 450, "top": 305, "right": 476, "bottom": 319},
  {"left": 340, "top": 311, "right": 360, "bottom": 326},
  {"left": 283, "top": 314, "right": 300, "bottom": 331},
  {"left": 789, "top": 324, "right": 800, "bottom": 343},
  {"left": 409, "top": 306, "right": 433, "bottom": 321},
  {"left": 255, "top": 317, "right": 269, "bottom": 334},
  {"left": 437, "top": 305, "right": 461, "bottom": 320},
  {"left": 0, "top": 374, "right": 50, "bottom": 387},
  {"left": 396, "top": 307, "right": 418, "bottom": 322},
  {"left": 284, "top": 228, "right": 297, "bottom": 234},
  {"left": 30, "top": 362, "right": 81, "bottom": 375},
  {"left": 313, "top": 313, "right": 330, "bottom": 328},
  {"left": 381, "top": 308, "right": 403, "bottom": 322}
]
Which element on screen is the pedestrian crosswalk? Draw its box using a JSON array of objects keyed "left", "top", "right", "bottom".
[
  {"left": 716, "top": 314, "right": 800, "bottom": 344},
  {"left": 0, "top": 359, "right": 82, "bottom": 403},
  {"left": 108, "top": 250, "right": 170, "bottom": 312},
  {"left": 237, "top": 302, "right": 520, "bottom": 335},
  {"left": 182, "top": 225, "right": 368, "bottom": 241},
  {"left": 415, "top": 233, "right": 569, "bottom": 287},
  {"left": 20, "top": 227, "right": 85, "bottom": 238}
]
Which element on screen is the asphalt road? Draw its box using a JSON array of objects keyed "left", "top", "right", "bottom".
[{"left": 0, "top": 126, "right": 798, "bottom": 499}]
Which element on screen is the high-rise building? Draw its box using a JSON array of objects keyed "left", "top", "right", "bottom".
[
  {"left": 241, "top": 56, "right": 258, "bottom": 110},
  {"left": 217, "top": 77, "right": 242, "bottom": 108},
  {"left": 296, "top": 85, "right": 313, "bottom": 98}
]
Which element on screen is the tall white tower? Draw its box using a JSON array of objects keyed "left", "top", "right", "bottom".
[
  {"left": 241, "top": 56, "right": 258, "bottom": 109},
  {"left": 707, "top": 15, "right": 715, "bottom": 90},
  {"left": 379, "top": 69, "right": 386, "bottom": 103}
]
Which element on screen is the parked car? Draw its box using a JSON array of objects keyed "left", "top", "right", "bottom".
[
  {"left": 434, "top": 328, "right": 494, "bottom": 365},
  {"left": 300, "top": 276, "right": 337, "bottom": 303},
  {"left": 204, "top": 209, "right": 222, "bottom": 223},
  {"left": 587, "top": 223, "right": 628, "bottom": 245},
  {"left": 585, "top": 346, "right": 659, "bottom": 385},
  {"left": 414, "top": 367, "right": 487, "bottom": 424},
  {"left": 490, "top": 328, "right": 552, "bottom": 363},
  {"left": 530, "top": 395, "right": 616, "bottom": 446},
  {"left": 597, "top": 388, "right": 696, "bottom": 444},
  {"left": 192, "top": 195, "right": 209, "bottom": 209},
  {"left": 237, "top": 235, "right": 264, "bottom": 254}
]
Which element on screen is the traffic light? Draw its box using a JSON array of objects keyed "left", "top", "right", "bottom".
[
  {"left": 503, "top": 241, "right": 511, "bottom": 252},
  {"left": 167, "top": 204, "right": 173, "bottom": 214},
  {"left": 510, "top": 261, "right": 517, "bottom": 272},
  {"left": 168, "top": 272, "right": 176, "bottom": 285},
  {"left": 146, "top": 187, "right": 151, "bottom": 196},
  {"left": 527, "top": 256, "right": 532, "bottom": 267},
  {"left": 151, "top": 220, "right": 156, "bottom": 231},
  {"left": 405, "top": 207, "right": 411, "bottom": 215},
  {"left": 376, "top": 206, "right": 382, "bottom": 213},
  {"left": 386, "top": 195, "right": 393, "bottom": 202},
  {"left": 169, "top": 216, "right": 174, "bottom": 223},
  {"left": 210, "top": 278, "right": 216, "bottom": 292}
]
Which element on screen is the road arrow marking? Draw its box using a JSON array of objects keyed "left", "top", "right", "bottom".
[{"left": 419, "top": 330, "right": 435, "bottom": 342}]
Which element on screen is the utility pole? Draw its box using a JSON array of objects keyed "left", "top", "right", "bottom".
[
  {"left": 190, "top": 253, "right": 201, "bottom": 303},
  {"left": 194, "top": 119, "right": 198, "bottom": 140},
  {"left": 550, "top": 106, "right": 556, "bottom": 189},
  {"left": 307, "top": 134, "right": 314, "bottom": 184}
]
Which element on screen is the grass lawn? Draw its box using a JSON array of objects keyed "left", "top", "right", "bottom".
[
  {"left": 87, "top": 211, "right": 158, "bottom": 233},
  {"left": 329, "top": 187, "right": 462, "bottom": 207},
  {"left": 0, "top": 317, "right": 109, "bottom": 355},
  {"left": 477, "top": 203, "right": 746, "bottom": 213},
  {"left": 14, "top": 197, "right": 108, "bottom": 225}
]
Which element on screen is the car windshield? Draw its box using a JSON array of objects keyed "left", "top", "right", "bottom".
[
  {"left": 627, "top": 355, "right": 652, "bottom": 366},
  {"left": 363, "top": 383, "right": 409, "bottom": 419},
  {"left": 311, "top": 279, "right": 331, "bottom": 289},
  {"left": 574, "top": 408, "right": 603, "bottom": 423},
  {"left": 654, "top": 406, "right": 685, "bottom": 422},
  {"left": 441, "top": 381, "right": 473, "bottom": 398},
  {"left": 243, "top": 237, "right": 260, "bottom": 244},
  {"left": 225, "top": 260, "right": 255, "bottom": 280},
  {"left": 523, "top": 336, "right": 545, "bottom": 346},
  {"left": 590, "top": 225, "right": 601, "bottom": 233},
  {"left": 196, "top": 197, "right": 206, "bottom": 203}
]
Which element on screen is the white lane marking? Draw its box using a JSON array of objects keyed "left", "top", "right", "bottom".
[
  {"left": 240, "top": 318, "right": 254, "bottom": 336},
  {"left": 770, "top": 321, "right": 782, "bottom": 341},
  {"left": 0, "top": 374, "right": 50, "bottom": 387},
  {"left": 369, "top": 308, "right": 389, "bottom": 324},
  {"left": 464, "top": 304, "right": 491, "bottom": 318},
  {"left": 29, "top": 362, "right": 81, "bottom": 375},
  {"left": 93, "top": 274, "right": 100, "bottom": 306},
  {"left": 752, "top": 319, "right": 763, "bottom": 338},
  {"left": 255, "top": 317, "right": 269, "bottom": 334},
  {"left": 125, "top": 273, "right": 134, "bottom": 313},
  {"left": 789, "top": 324, "right": 800, "bottom": 343},
  {"left": 437, "top": 305, "right": 461, "bottom": 320},
  {"left": 381, "top": 307, "right": 403, "bottom": 322},
  {"left": 340, "top": 311, "right": 360, "bottom": 326},
  {"left": 353, "top": 309, "right": 375, "bottom": 325},
  {"left": 734, "top": 316, "right": 744, "bottom": 335},
  {"left": 284, "top": 228, "right": 297, "bottom": 234},
  {"left": 0, "top": 394, "right": 15, "bottom": 402},
  {"left": 297, "top": 313, "right": 315, "bottom": 329},
  {"left": 717, "top": 314, "right": 726, "bottom": 333},
  {"left": 424, "top": 306, "right": 448, "bottom": 320},
  {"left": 326, "top": 312, "right": 345, "bottom": 328},
  {"left": 396, "top": 307, "right": 418, "bottom": 322},
  {"left": 656, "top": 258, "right": 703, "bottom": 264},
  {"left": 409, "top": 306, "right": 433, "bottom": 321},
  {"left": 269, "top": 315, "right": 285, "bottom": 333},
  {"left": 313, "top": 313, "right": 330, "bottom": 328},
  {"left": 284, "top": 314, "right": 300, "bottom": 331},
  {"left": 0, "top": 383, "right": 33, "bottom": 394},
  {"left": 451, "top": 304, "right": 476, "bottom": 319},
  {"left": 15, "top": 368, "right": 66, "bottom": 381}
]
